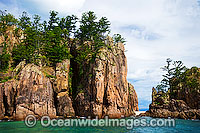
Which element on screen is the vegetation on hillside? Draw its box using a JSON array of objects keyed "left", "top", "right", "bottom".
[
  {"left": 0, "top": 10, "right": 126, "bottom": 73},
  {"left": 0, "top": 9, "right": 127, "bottom": 92},
  {"left": 156, "top": 58, "right": 200, "bottom": 99}
]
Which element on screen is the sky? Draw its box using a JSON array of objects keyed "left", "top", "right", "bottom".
[{"left": 1, "top": 0, "right": 200, "bottom": 110}]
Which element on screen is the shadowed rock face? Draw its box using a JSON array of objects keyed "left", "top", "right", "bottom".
[
  {"left": 0, "top": 86, "right": 4, "bottom": 119},
  {"left": 0, "top": 37, "right": 138, "bottom": 120}
]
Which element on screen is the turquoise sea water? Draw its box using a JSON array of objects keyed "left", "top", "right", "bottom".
[
  {"left": 139, "top": 109, "right": 148, "bottom": 111},
  {"left": 0, "top": 117, "right": 200, "bottom": 133}
]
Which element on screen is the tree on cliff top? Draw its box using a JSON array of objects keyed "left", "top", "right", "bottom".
[
  {"left": 2, "top": 10, "right": 125, "bottom": 71},
  {"left": 156, "top": 58, "right": 187, "bottom": 92},
  {"left": 77, "top": 11, "right": 110, "bottom": 41},
  {"left": 43, "top": 11, "right": 71, "bottom": 67},
  {"left": 113, "top": 34, "right": 126, "bottom": 44},
  {"left": 75, "top": 11, "right": 111, "bottom": 66},
  {"left": 0, "top": 10, "right": 17, "bottom": 34},
  {"left": 12, "top": 11, "right": 35, "bottom": 65},
  {"left": 0, "top": 10, "right": 17, "bottom": 71}
]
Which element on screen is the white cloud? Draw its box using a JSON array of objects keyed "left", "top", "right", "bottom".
[
  {"left": 80, "top": 0, "right": 200, "bottom": 105},
  {"left": 28, "top": 0, "right": 86, "bottom": 14},
  {"left": 0, "top": 0, "right": 22, "bottom": 17}
]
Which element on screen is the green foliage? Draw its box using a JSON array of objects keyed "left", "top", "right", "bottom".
[
  {"left": 12, "top": 43, "right": 34, "bottom": 66},
  {"left": 0, "top": 43, "right": 10, "bottom": 71},
  {"left": 59, "top": 15, "right": 78, "bottom": 43},
  {"left": 0, "top": 76, "right": 12, "bottom": 83},
  {"left": 18, "top": 11, "right": 31, "bottom": 30},
  {"left": 48, "top": 11, "right": 59, "bottom": 30},
  {"left": 75, "top": 11, "right": 111, "bottom": 78},
  {"left": 43, "top": 11, "right": 71, "bottom": 66},
  {"left": 12, "top": 11, "right": 36, "bottom": 65},
  {"left": 156, "top": 58, "right": 200, "bottom": 100},
  {"left": 1, "top": 10, "right": 125, "bottom": 99},
  {"left": 0, "top": 52, "right": 10, "bottom": 72},
  {"left": 2, "top": 10, "right": 115, "bottom": 70},
  {"left": 156, "top": 84, "right": 167, "bottom": 92},
  {"left": 76, "top": 11, "right": 98, "bottom": 41},
  {"left": 11, "top": 11, "right": 72, "bottom": 67},
  {"left": 32, "top": 14, "right": 43, "bottom": 54},
  {"left": 113, "top": 34, "right": 126, "bottom": 44},
  {"left": 45, "top": 73, "right": 56, "bottom": 79},
  {"left": 155, "top": 102, "right": 160, "bottom": 105},
  {"left": 76, "top": 11, "right": 110, "bottom": 42},
  {"left": 156, "top": 58, "right": 187, "bottom": 92},
  {"left": 44, "top": 42, "right": 71, "bottom": 66},
  {"left": 0, "top": 10, "right": 18, "bottom": 36},
  {"left": 180, "top": 67, "right": 200, "bottom": 90}
]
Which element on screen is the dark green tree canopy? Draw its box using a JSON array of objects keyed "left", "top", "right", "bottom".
[
  {"left": 156, "top": 58, "right": 187, "bottom": 92},
  {"left": 0, "top": 10, "right": 17, "bottom": 72},
  {"left": 113, "top": 34, "right": 126, "bottom": 44},
  {"left": 0, "top": 10, "right": 126, "bottom": 72}
]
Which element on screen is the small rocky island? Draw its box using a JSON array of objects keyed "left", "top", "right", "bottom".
[
  {"left": 0, "top": 11, "right": 138, "bottom": 120},
  {"left": 147, "top": 60, "right": 200, "bottom": 119}
]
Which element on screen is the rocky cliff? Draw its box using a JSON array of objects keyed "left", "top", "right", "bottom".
[
  {"left": 148, "top": 67, "right": 200, "bottom": 119},
  {"left": 0, "top": 37, "right": 138, "bottom": 120},
  {"left": 74, "top": 38, "right": 138, "bottom": 118}
]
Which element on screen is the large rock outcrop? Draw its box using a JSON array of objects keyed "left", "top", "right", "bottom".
[
  {"left": 0, "top": 37, "right": 138, "bottom": 120},
  {"left": 14, "top": 64, "right": 57, "bottom": 120},
  {"left": 148, "top": 87, "right": 200, "bottom": 119},
  {"left": 0, "top": 60, "right": 75, "bottom": 120},
  {"left": 0, "top": 64, "right": 57, "bottom": 120},
  {"left": 74, "top": 38, "right": 138, "bottom": 118}
]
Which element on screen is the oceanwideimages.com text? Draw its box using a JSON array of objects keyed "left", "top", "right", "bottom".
[{"left": 25, "top": 115, "right": 176, "bottom": 129}]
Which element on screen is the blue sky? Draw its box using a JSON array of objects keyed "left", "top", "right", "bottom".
[{"left": 1, "top": 0, "right": 200, "bottom": 110}]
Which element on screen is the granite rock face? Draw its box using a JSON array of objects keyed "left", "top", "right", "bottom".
[
  {"left": 148, "top": 67, "right": 200, "bottom": 119},
  {"left": 0, "top": 64, "right": 57, "bottom": 120},
  {"left": 128, "top": 83, "right": 139, "bottom": 112},
  {"left": 0, "top": 61, "right": 75, "bottom": 120},
  {"left": 15, "top": 64, "right": 57, "bottom": 120},
  {"left": 54, "top": 59, "right": 75, "bottom": 117},
  {"left": 148, "top": 87, "right": 200, "bottom": 119},
  {"left": 0, "top": 36, "right": 138, "bottom": 120},
  {"left": 0, "top": 80, "right": 16, "bottom": 118},
  {"left": 74, "top": 38, "right": 138, "bottom": 118}
]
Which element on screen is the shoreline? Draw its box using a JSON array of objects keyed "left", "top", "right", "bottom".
[{"left": 135, "top": 111, "right": 146, "bottom": 116}]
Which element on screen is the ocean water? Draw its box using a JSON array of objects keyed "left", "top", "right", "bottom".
[
  {"left": 139, "top": 109, "right": 148, "bottom": 111},
  {"left": 0, "top": 117, "right": 200, "bottom": 133}
]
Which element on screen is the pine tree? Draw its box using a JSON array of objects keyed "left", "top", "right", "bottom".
[
  {"left": 156, "top": 58, "right": 187, "bottom": 92},
  {"left": 113, "top": 34, "right": 126, "bottom": 44},
  {"left": 43, "top": 11, "right": 71, "bottom": 67},
  {"left": 0, "top": 10, "right": 17, "bottom": 71}
]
